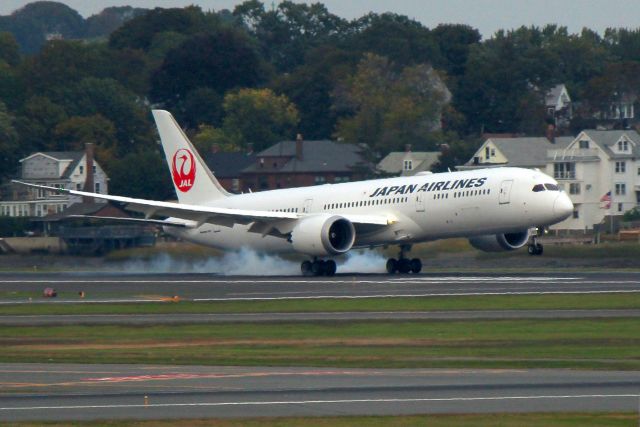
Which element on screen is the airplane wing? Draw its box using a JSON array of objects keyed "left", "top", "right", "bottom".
[{"left": 13, "top": 181, "right": 390, "bottom": 232}]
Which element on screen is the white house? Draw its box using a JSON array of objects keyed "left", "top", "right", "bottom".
[
  {"left": 545, "top": 84, "right": 572, "bottom": 127},
  {"left": 0, "top": 144, "right": 108, "bottom": 218},
  {"left": 547, "top": 130, "right": 640, "bottom": 230}
]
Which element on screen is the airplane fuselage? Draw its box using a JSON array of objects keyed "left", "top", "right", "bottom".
[{"left": 166, "top": 167, "right": 573, "bottom": 253}]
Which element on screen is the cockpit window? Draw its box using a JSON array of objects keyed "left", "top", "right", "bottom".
[
  {"left": 532, "top": 184, "right": 545, "bottom": 192},
  {"left": 544, "top": 183, "right": 559, "bottom": 191}
]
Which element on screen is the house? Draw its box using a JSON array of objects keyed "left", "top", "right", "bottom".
[
  {"left": 240, "top": 135, "right": 370, "bottom": 191},
  {"left": 546, "top": 130, "right": 640, "bottom": 230},
  {"left": 204, "top": 147, "right": 256, "bottom": 193},
  {"left": 460, "top": 135, "right": 573, "bottom": 170},
  {"left": 0, "top": 144, "right": 108, "bottom": 218},
  {"left": 377, "top": 145, "right": 440, "bottom": 176},
  {"left": 545, "top": 84, "right": 572, "bottom": 128}
]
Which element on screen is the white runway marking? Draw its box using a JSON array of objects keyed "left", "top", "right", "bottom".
[{"left": 1, "top": 393, "right": 638, "bottom": 411}]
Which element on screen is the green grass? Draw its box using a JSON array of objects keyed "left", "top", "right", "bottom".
[
  {"left": 3, "top": 318, "right": 640, "bottom": 369},
  {"left": 3, "top": 413, "right": 638, "bottom": 427},
  {"left": 2, "top": 292, "right": 640, "bottom": 315}
]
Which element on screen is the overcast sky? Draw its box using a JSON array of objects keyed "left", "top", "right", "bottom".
[{"left": 1, "top": 0, "right": 639, "bottom": 39}]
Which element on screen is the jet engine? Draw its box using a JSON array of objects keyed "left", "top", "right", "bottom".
[
  {"left": 468, "top": 230, "right": 531, "bottom": 252},
  {"left": 290, "top": 215, "right": 355, "bottom": 256}
]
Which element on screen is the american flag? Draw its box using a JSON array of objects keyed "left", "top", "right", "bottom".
[{"left": 600, "top": 191, "right": 611, "bottom": 209}]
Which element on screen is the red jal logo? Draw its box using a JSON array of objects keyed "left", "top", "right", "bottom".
[{"left": 171, "top": 149, "right": 196, "bottom": 192}]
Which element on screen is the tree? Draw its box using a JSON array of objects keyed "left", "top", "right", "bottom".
[
  {"left": 431, "top": 24, "right": 481, "bottom": 78},
  {"left": 233, "top": 0, "right": 347, "bottom": 71},
  {"left": 107, "top": 148, "right": 173, "bottom": 200},
  {"left": 0, "top": 102, "right": 19, "bottom": 179},
  {"left": 0, "top": 32, "right": 20, "bottom": 67},
  {"left": 221, "top": 88, "right": 299, "bottom": 151},
  {"left": 14, "top": 96, "right": 67, "bottom": 153},
  {"left": 333, "top": 54, "right": 450, "bottom": 154},
  {"left": 149, "top": 28, "right": 266, "bottom": 115},
  {"left": 53, "top": 115, "right": 118, "bottom": 166}
]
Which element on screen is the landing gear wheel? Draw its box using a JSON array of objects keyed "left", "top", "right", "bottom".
[
  {"left": 301, "top": 260, "right": 312, "bottom": 276},
  {"left": 410, "top": 258, "right": 422, "bottom": 274},
  {"left": 528, "top": 243, "right": 544, "bottom": 255},
  {"left": 398, "top": 258, "right": 411, "bottom": 274},
  {"left": 311, "top": 260, "right": 324, "bottom": 276},
  {"left": 535, "top": 243, "right": 543, "bottom": 255},
  {"left": 528, "top": 245, "right": 536, "bottom": 255},
  {"left": 324, "top": 259, "right": 337, "bottom": 276},
  {"left": 386, "top": 258, "right": 398, "bottom": 274}
]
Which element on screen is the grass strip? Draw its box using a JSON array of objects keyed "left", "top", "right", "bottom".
[
  {"left": 2, "top": 318, "right": 640, "bottom": 370},
  {"left": 2, "top": 293, "right": 640, "bottom": 316},
  {"left": 3, "top": 413, "right": 637, "bottom": 427}
]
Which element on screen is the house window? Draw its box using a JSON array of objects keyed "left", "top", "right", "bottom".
[
  {"left": 485, "top": 147, "right": 490, "bottom": 158},
  {"left": 615, "top": 161, "right": 626, "bottom": 173},
  {"left": 569, "top": 183, "right": 580, "bottom": 195},
  {"left": 76, "top": 183, "right": 82, "bottom": 190},
  {"left": 404, "top": 160, "right": 413, "bottom": 170},
  {"left": 79, "top": 166, "right": 84, "bottom": 174},
  {"left": 572, "top": 209, "right": 579, "bottom": 219},
  {"left": 618, "top": 140, "right": 629, "bottom": 151},
  {"left": 579, "top": 140, "right": 589, "bottom": 149},
  {"left": 95, "top": 183, "right": 100, "bottom": 193},
  {"left": 615, "top": 183, "right": 626, "bottom": 195},
  {"left": 554, "top": 162, "right": 575, "bottom": 179},
  {"left": 314, "top": 176, "right": 326, "bottom": 185},
  {"left": 618, "top": 203, "right": 624, "bottom": 212}
]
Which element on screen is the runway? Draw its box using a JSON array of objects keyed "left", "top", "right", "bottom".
[
  {"left": 1, "top": 271, "right": 640, "bottom": 304},
  {"left": 1, "top": 272, "right": 639, "bottom": 421},
  {"left": 0, "top": 363, "right": 638, "bottom": 421}
]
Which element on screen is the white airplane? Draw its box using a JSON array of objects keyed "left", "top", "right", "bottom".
[{"left": 15, "top": 110, "right": 573, "bottom": 276}]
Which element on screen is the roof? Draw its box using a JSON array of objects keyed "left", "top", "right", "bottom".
[
  {"left": 580, "top": 129, "right": 640, "bottom": 158},
  {"left": 243, "top": 140, "right": 368, "bottom": 174},
  {"left": 20, "top": 151, "right": 86, "bottom": 179},
  {"left": 468, "top": 136, "right": 574, "bottom": 167},
  {"left": 36, "top": 202, "right": 125, "bottom": 222},
  {"left": 377, "top": 151, "right": 440, "bottom": 175},
  {"left": 204, "top": 152, "right": 256, "bottom": 178},
  {"left": 545, "top": 84, "right": 569, "bottom": 107}
]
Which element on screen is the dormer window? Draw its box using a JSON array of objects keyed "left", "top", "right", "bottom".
[
  {"left": 404, "top": 160, "right": 412, "bottom": 170},
  {"left": 618, "top": 140, "right": 629, "bottom": 151},
  {"left": 578, "top": 140, "right": 589, "bottom": 149}
]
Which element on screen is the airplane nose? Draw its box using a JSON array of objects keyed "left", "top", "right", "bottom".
[{"left": 553, "top": 193, "right": 573, "bottom": 219}]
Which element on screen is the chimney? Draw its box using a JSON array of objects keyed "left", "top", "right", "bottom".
[
  {"left": 82, "top": 143, "right": 95, "bottom": 204},
  {"left": 295, "top": 134, "right": 303, "bottom": 161},
  {"left": 404, "top": 144, "right": 412, "bottom": 153},
  {"left": 546, "top": 124, "right": 556, "bottom": 144}
]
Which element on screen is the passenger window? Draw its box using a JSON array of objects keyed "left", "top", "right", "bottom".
[
  {"left": 544, "top": 183, "right": 559, "bottom": 191},
  {"left": 532, "top": 184, "right": 545, "bottom": 192}
]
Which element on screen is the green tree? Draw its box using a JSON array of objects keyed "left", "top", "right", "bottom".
[
  {"left": 0, "top": 32, "right": 20, "bottom": 66},
  {"left": 0, "top": 102, "right": 19, "bottom": 179},
  {"left": 334, "top": 54, "right": 450, "bottom": 154},
  {"left": 221, "top": 88, "right": 300, "bottom": 151},
  {"left": 192, "top": 124, "right": 239, "bottom": 154},
  {"left": 150, "top": 28, "right": 266, "bottom": 115},
  {"left": 107, "top": 148, "right": 173, "bottom": 200},
  {"left": 53, "top": 114, "right": 118, "bottom": 166},
  {"left": 14, "top": 96, "right": 67, "bottom": 153}
]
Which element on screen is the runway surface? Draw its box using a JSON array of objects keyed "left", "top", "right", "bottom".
[
  {"left": 2, "top": 309, "right": 640, "bottom": 325},
  {"left": 2, "top": 271, "right": 640, "bottom": 304},
  {"left": 0, "top": 363, "right": 639, "bottom": 421}
]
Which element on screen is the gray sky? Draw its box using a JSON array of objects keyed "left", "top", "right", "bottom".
[{"left": 1, "top": 0, "right": 639, "bottom": 39}]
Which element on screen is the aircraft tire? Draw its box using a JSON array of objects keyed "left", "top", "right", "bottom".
[
  {"left": 386, "top": 258, "right": 398, "bottom": 274},
  {"left": 325, "top": 259, "right": 337, "bottom": 276},
  {"left": 301, "top": 260, "right": 312, "bottom": 276},
  {"left": 311, "top": 260, "right": 324, "bottom": 276},
  {"left": 535, "top": 243, "right": 543, "bottom": 255},
  {"left": 410, "top": 258, "right": 422, "bottom": 274},
  {"left": 528, "top": 245, "right": 536, "bottom": 255},
  {"left": 398, "top": 258, "right": 411, "bottom": 274}
]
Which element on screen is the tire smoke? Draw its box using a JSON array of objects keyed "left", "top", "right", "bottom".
[{"left": 120, "top": 248, "right": 387, "bottom": 276}]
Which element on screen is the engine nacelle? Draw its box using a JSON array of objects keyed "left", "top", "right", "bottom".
[
  {"left": 468, "top": 230, "right": 531, "bottom": 252},
  {"left": 290, "top": 215, "right": 355, "bottom": 256}
]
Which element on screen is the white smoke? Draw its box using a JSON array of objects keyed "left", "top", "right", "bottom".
[{"left": 119, "top": 248, "right": 386, "bottom": 276}]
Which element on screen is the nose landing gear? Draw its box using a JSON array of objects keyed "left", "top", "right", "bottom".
[
  {"left": 301, "top": 258, "right": 337, "bottom": 276},
  {"left": 386, "top": 245, "right": 422, "bottom": 274},
  {"left": 528, "top": 228, "right": 544, "bottom": 256}
]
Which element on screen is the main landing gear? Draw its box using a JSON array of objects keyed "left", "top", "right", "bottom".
[
  {"left": 301, "top": 258, "right": 337, "bottom": 276},
  {"left": 386, "top": 245, "right": 422, "bottom": 274},
  {"left": 528, "top": 228, "right": 544, "bottom": 256}
]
